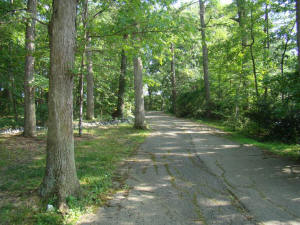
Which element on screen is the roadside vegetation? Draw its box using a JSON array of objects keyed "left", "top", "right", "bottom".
[
  {"left": 194, "top": 118, "right": 300, "bottom": 160},
  {"left": 0, "top": 124, "right": 148, "bottom": 225}
]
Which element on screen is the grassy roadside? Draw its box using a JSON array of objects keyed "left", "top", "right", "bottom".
[
  {"left": 0, "top": 124, "right": 149, "bottom": 225},
  {"left": 193, "top": 118, "right": 300, "bottom": 160}
]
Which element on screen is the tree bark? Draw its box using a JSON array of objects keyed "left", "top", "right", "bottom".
[
  {"left": 78, "top": 0, "right": 88, "bottom": 135},
  {"left": 249, "top": 9, "right": 259, "bottom": 98},
  {"left": 78, "top": 56, "right": 84, "bottom": 136},
  {"left": 39, "top": 0, "right": 80, "bottom": 205},
  {"left": 170, "top": 43, "right": 177, "bottom": 114},
  {"left": 199, "top": 0, "right": 211, "bottom": 116},
  {"left": 115, "top": 49, "right": 127, "bottom": 118},
  {"left": 296, "top": 0, "right": 300, "bottom": 76},
  {"left": 133, "top": 56, "right": 145, "bottom": 129},
  {"left": 24, "top": 0, "right": 37, "bottom": 137},
  {"left": 86, "top": 36, "right": 94, "bottom": 120},
  {"left": 263, "top": 3, "right": 269, "bottom": 99}
]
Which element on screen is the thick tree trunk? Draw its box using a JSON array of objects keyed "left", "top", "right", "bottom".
[
  {"left": 24, "top": 0, "right": 37, "bottom": 137},
  {"left": 115, "top": 49, "right": 127, "bottom": 118},
  {"left": 170, "top": 43, "right": 177, "bottom": 114},
  {"left": 39, "top": 0, "right": 80, "bottom": 206},
  {"left": 86, "top": 36, "right": 94, "bottom": 120},
  {"left": 199, "top": 0, "right": 211, "bottom": 116},
  {"left": 133, "top": 56, "right": 145, "bottom": 129},
  {"left": 296, "top": 0, "right": 300, "bottom": 76}
]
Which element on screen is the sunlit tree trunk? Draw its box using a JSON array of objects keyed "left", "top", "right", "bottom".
[
  {"left": 39, "top": 0, "right": 80, "bottom": 207},
  {"left": 199, "top": 0, "right": 211, "bottom": 116},
  {"left": 133, "top": 55, "right": 145, "bottom": 129},
  {"left": 24, "top": 0, "right": 37, "bottom": 137}
]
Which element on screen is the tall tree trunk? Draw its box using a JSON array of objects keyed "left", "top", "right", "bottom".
[
  {"left": 78, "top": 0, "right": 88, "bottom": 135},
  {"left": 86, "top": 36, "right": 94, "bottom": 120},
  {"left": 280, "top": 35, "right": 290, "bottom": 102},
  {"left": 39, "top": 0, "right": 80, "bottom": 206},
  {"left": 78, "top": 56, "right": 84, "bottom": 136},
  {"left": 249, "top": 9, "right": 259, "bottom": 98},
  {"left": 263, "top": 3, "right": 269, "bottom": 99},
  {"left": 9, "top": 72, "right": 18, "bottom": 123},
  {"left": 115, "top": 49, "right": 127, "bottom": 118},
  {"left": 133, "top": 56, "right": 145, "bottom": 129},
  {"left": 170, "top": 43, "right": 177, "bottom": 114},
  {"left": 199, "top": 0, "right": 211, "bottom": 116},
  {"left": 24, "top": 0, "right": 37, "bottom": 137},
  {"left": 296, "top": 0, "right": 300, "bottom": 76},
  {"left": 8, "top": 41, "right": 18, "bottom": 123}
]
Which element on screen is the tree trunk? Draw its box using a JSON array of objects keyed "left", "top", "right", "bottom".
[
  {"left": 115, "top": 49, "right": 127, "bottom": 118},
  {"left": 236, "top": 0, "right": 249, "bottom": 112},
  {"left": 133, "top": 56, "right": 145, "bottom": 129},
  {"left": 263, "top": 3, "right": 269, "bottom": 99},
  {"left": 78, "top": 0, "right": 88, "bottom": 135},
  {"left": 249, "top": 9, "right": 259, "bottom": 98},
  {"left": 86, "top": 36, "right": 94, "bottom": 120},
  {"left": 280, "top": 34, "right": 290, "bottom": 102},
  {"left": 39, "top": 0, "right": 80, "bottom": 206},
  {"left": 10, "top": 72, "right": 18, "bottom": 123},
  {"left": 199, "top": 0, "right": 211, "bottom": 116},
  {"left": 78, "top": 56, "right": 84, "bottom": 136},
  {"left": 24, "top": 0, "right": 37, "bottom": 137},
  {"left": 170, "top": 43, "right": 177, "bottom": 114},
  {"left": 296, "top": 0, "right": 300, "bottom": 76}
]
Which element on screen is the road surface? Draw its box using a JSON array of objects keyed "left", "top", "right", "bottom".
[{"left": 78, "top": 111, "right": 300, "bottom": 225}]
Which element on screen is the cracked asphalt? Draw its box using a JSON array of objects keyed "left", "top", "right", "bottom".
[{"left": 78, "top": 111, "right": 300, "bottom": 225}]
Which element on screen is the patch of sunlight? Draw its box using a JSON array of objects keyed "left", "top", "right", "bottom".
[
  {"left": 125, "top": 158, "right": 152, "bottom": 163},
  {"left": 262, "top": 221, "right": 300, "bottom": 225},
  {"left": 203, "top": 199, "right": 231, "bottom": 207},
  {"left": 134, "top": 185, "right": 156, "bottom": 192},
  {"left": 128, "top": 194, "right": 155, "bottom": 202}
]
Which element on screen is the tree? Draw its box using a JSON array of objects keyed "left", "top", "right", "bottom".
[
  {"left": 24, "top": 0, "right": 37, "bottom": 137},
  {"left": 170, "top": 43, "right": 177, "bottom": 114},
  {"left": 86, "top": 35, "right": 95, "bottom": 120},
  {"left": 296, "top": 0, "right": 300, "bottom": 76},
  {"left": 199, "top": 0, "right": 211, "bottom": 116},
  {"left": 134, "top": 53, "right": 145, "bottom": 128},
  {"left": 78, "top": 0, "right": 88, "bottom": 136},
  {"left": 114, "top": 48, "right": 127, "bottom": 118},
  {"left": 39, "top": 0, "right": 80, "bottom": 207}
]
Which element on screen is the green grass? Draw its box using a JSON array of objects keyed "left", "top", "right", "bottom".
[
  {"left": 194, "top": 118, "right": 300, "bottom": 160},
  {"left": 0, "top": 124, "right": 149, "bottom": 225}
]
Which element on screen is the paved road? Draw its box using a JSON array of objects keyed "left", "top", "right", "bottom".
[{"left": 78, "top": 111, "right": 300, "bottom": 225}]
